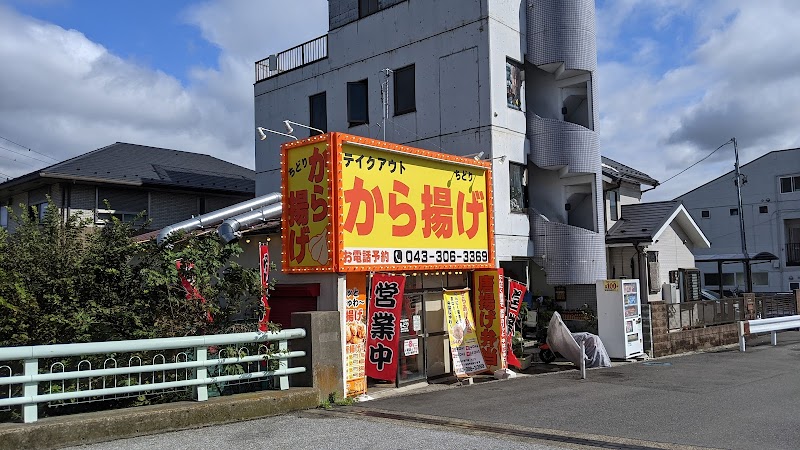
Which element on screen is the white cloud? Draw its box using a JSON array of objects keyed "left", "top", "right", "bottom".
[
  {"left": 597, "top": 0, "right": 800, "bottom": 201},
  {"left": 0, "top": 1, "right": 329, "bottom": 180}
]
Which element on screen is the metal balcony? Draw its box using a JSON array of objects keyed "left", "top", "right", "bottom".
[{"left": 255, "top": 35, "right": 328, "bottom": 83}]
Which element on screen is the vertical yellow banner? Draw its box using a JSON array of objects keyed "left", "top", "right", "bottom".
[{"left": 443, "top": 289, "right": 486, "bottom": 376}]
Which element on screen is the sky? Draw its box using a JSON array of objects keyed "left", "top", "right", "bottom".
[{"left": 0, "top": 0, "right": 799, "bottom": 201}]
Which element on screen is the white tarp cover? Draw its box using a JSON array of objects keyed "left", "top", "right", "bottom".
[
  {"left": 572, "top": 332, "right": 612, "bottom": 368},
  {"left": 546, "top": 311, "right": 611, "bottom": 368},
  {"left": 546, "top": 311, "right": 582, "bottom": 366}
]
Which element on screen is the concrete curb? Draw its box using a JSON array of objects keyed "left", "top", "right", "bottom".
[{"left": 0, "top": 388, "right": 319, "bottom": 450}]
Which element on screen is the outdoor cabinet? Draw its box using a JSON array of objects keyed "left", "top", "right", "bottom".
[{"left": 596, "top": 279, "right": 644, "bottom": 360}]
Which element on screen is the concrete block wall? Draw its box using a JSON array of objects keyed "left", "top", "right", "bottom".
[{"left": 648, "top": 302, "right": 738, "bottom": 357}]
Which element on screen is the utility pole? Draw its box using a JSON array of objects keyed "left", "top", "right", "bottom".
[{"left": 732, "top": 137, "right": 751, "bottom": 292}]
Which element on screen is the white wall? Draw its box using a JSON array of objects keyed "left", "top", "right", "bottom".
[{"left": 678, "top": 149, "right": 800, "bottom": 291}]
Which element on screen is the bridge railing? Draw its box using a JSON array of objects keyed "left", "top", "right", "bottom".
[{"left": 0, "top": 329, "right": 306, "bottom": 423}]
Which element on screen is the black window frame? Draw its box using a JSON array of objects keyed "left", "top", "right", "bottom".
[
  {"left": 701, "top": 210, "right": 710, "bottom": 218},
  {"left": 730, "top": 208, "right": 739, "bottom": 216},
  {"left": 759, "top": 205, "right": 768, "bottom": 214},
  {"left": 506, "top": 58, "right": 523, "bottom": 110},
  {"left": 347, "top": 80, "right": 369, "bottom": 127},
  {"left": 309, "top": 91, "right": 327, "bottom": 136},
  {"left": 509, "top": 162, "right": 528, "bottom": 213},
  {"left": 608, "top": 190, "right": 619, "bottom": 221},
  {"left": 359, "top": 0, "right": 379, "bottom": 18},
  {"left": 393, "top": 64, "right": 416, "bottom": 116}
]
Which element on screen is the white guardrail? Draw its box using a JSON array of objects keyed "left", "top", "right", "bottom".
[
  {"left": 0, "top": 329, "right": 306, "bottom": 423},
  {"left": 738, "top": 315, "right": 800, "bottom": 352}
]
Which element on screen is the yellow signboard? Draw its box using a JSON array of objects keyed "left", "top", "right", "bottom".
[
  {"left": 281, "top": 136, "right": 335, "bottom": 272},
  {"left": 336, "top": 136, "right": 494, "bottom": 271}
]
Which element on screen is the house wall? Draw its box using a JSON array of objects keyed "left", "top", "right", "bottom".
[
  {"left": 148, "top": 191, "right": 200, "bottom": 230},
  {"left": 646, "top": 223, "right": 697, "bottom": 302},
  {"left": 677, "top": 149, "right": 800, "bottom": 292}
]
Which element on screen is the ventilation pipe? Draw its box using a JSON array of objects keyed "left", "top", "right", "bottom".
[
  {"left": 217, "top": 201, "right": 283, "bottom": 243},
  {"left": 156, "top": 192, "right": 281, "bottom": 244}
]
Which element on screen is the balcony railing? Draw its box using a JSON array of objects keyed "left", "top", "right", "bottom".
[
  {"left": 786, "top": 243, "right": 800, "bottom": 266},
  {"left": 255, "top": 35, "right": 328, "bottom": 83}
]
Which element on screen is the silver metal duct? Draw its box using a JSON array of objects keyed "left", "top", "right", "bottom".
[
  {"left": 156, "top": 192, "right": 281, "bottom": 244},
  {"left": 217, "top": 202, "right": 282, "bottom": 243}
]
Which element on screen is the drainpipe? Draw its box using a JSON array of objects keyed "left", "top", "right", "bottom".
[
  {"left": 156, "top": 192, "right": 280, "bottom": 244},
  {"left": 633, "top": 241, "right": 649, "bottom": 302}
]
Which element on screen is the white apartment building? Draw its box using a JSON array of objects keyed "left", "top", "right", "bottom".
[
  {"left": 676, "top": 148, "right": 800, "bottom": 293},
  {"left": 254, "top": 0, "right": 605, "bottom": 300}
]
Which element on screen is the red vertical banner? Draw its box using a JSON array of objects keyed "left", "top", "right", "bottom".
[
  {"left": 258, "top": 243, "right": 271, "bottom": 332},
  {"left": 506, "top": 279, "right": 527, "bottom": 337},
  {"left": 176, "top": 259, "right": 213, "bottom": 323},
  {"left": 506, "top": 279, "right": 527, "bottom": 367},
  {"left": 472, "top": 269, "right": 505, "bottom": 372},
  {"left": 365, "top": 273, "right": 405, "bottom": 382}
]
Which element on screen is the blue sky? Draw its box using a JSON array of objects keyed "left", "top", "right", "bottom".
[
  {"left": 0, "top": 0, "right": 799, "bottom": 201},
  {"left": 5, "top": 0, "right": 220, "bottom": 84}
]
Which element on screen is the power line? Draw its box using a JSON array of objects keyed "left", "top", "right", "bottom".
[
  {"left": 0, "top": 152, "right": 38, "bottom": 168},
  {"left": 0, "top": 144, "right": 53, "bottom": 165},
  {"left": 0, "top": 134, "right": 59, "bottom": 161},
  {"left": 660, "top": 139, "right": 734, "bottom": 185}
]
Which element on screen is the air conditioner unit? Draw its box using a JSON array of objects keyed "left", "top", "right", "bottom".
[{"left": 662, "top": 282, "right": 680, "bottom": 303}]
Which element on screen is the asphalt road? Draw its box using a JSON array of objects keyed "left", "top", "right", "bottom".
[
  {"left": 354, "top": 331, "right": 800, "bottom": 450},
  {"left": 64, "top": 331, "right": 800, "bottom": 450}
]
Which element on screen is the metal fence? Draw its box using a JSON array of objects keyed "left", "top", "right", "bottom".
[
  {"left": 0, "top": 329, "right": 306, "bottom": 423},
  {"left": 757, "top": 293, "right": 797, "bottom": 318},
  {"left": 255, "top": 35, "right": 328, "bottom": 82},
  {"left": 667, "top": 299, "right": 742, "bottom": 331},
  {"left": 667, "top": 294, "right": 797, "bottom": 331}
]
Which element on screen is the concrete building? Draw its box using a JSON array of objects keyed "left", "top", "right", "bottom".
[
  {"left": 0, "top": 142, "right": 255, "bottom": 234},
  {"left": 254, "top": 0, "right": 605, "bottom": 299},
  {"left": 676, "top": 148, "right": 800, "bottom": 293}
]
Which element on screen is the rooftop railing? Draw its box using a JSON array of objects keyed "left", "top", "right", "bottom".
[{"left": 255, "top": 35, "right": 328, "bottom": 83}]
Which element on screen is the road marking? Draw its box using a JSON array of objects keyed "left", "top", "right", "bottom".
[{"left": 305, "top": 407, "right": 720, "bottom": 450}]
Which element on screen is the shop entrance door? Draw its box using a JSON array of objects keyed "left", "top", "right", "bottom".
[{"left": 397, "top": 293, "right": 426, "bottom": 386}]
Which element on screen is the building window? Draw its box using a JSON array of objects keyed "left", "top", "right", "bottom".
[
  {"left": 359, "top": 0, "right": 379, "bottom": 18},
  {"left": 393, "top": 65, "right": 415, "bottom": 116},
  {"left": 780, "top": 175, "right": 800, "bottom": 193},
  {"left": 759, "top": 205, "right": 768, "bottom": 214},
  {"left": 790, "top": 282, "right": 799, "bottom": 290},
  {"left": 729, "top": 208, "right": 739, "bottom": 216},
  {"left": 701, "top": 210, "right": 710, "bottom": 218},
  {"left": 30, "top": 203, "right": 47, "bottom": 223},
  {"left": 752, "top": 272, "right": 769, "bottom": 286},
  {"left": 0, "top": 205, "right": 7, "bottom": 228},
  {"left": 347, "top": 80, "right": 369, "bottom": 127},
  {"left": 96, "top": 209, "right": 147, "bottom": 226},
  {"left": 509, "top": 162, "right": 527, "bottom": 213},
  {"left": 506, "top": 59, "right": 523, "bottom": 110},
  {"left": 607, "top": 190, "right": 619, "bottom": 221},
  {"left": 309, "top": 92, "right": 327, "bottom": 135},
  {"left": 704, "top": 273, "right": 719, "bottom": 286}
]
